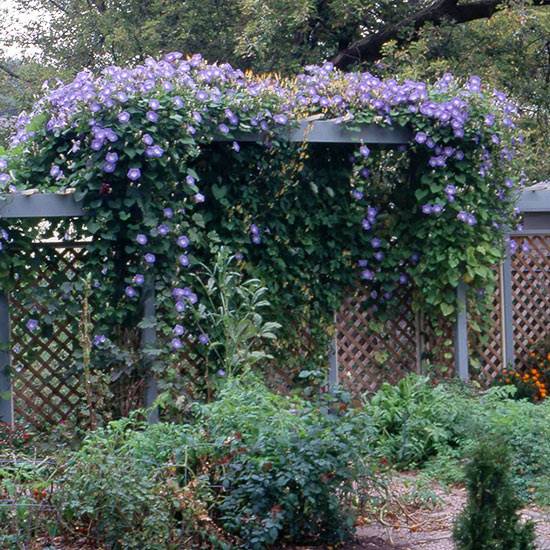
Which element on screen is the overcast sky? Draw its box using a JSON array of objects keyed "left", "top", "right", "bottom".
[{"left": 1, "top": 0, "right": 42, "bottom": 58}]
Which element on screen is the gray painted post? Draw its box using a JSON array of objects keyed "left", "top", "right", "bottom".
[
  {"left": 328, "top": 337, "right": 339, "bottom": 391},
  {"left": 454, "top": 282, "right": 469, "bottom": 381},
  {"left": 501, "top": 253, "right": 515, "bottom": 368},
  {"left": 141, "top": 276, "right": 159, "bottom": 423},
  {"left": 0, "top": 291, "right": 13, "bottom": 425}
]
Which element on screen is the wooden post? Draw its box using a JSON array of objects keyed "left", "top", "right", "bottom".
[
  {"left": 328, "top": 312, "right": 339, "bottom": 390},
  {"left": 454, "top": 282, "right": 469, "bottom": 381},
  {"left": 141, "top": 275, "right": 159, "bottom": 423},
  {"left": 501, "top": 253, "right": 515, "bottom": 368},
  {"left": 0, "top": 290, "right": 13, "bottom": 425}
]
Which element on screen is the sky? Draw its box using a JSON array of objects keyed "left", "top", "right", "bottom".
[{"left": 1, "top": 0, "right": 43, "bottom": 58}]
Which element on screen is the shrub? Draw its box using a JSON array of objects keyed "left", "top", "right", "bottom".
[
  {"left": 55, "top": 418, "right": 220, "bottom": 549},
  {"left": 453, "top": 439, "right": 536, "bottom": 550},
  {"left": 364, "top": 375, "right": 461, "bottom": 467},
  {"left": 366, "top": 375, "right": 550, "bottom": 505},
  {"left": 200, "top": 376, "right": 376, "bottom": 548}
]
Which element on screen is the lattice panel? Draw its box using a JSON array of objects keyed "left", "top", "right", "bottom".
[
  {"left": 469, "top": 267, "right": 504, "bottom": 385},
  {"left": 511, "top": 234, "right": 550, "bottom": 368},
  {"left": 11, "top": 246, "right": 86, "bottom": 430},
  {"left": 336, "top": 290, "right": 417, "bottom": 395}
]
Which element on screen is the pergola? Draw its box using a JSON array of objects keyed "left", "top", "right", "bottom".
[{"left": 1, "top": 120, "right": 549, "bottom": 425}]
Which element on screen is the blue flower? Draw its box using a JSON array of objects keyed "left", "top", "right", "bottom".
[
  {"left": 163, "top": 207, "right": 174, "bottom": 218},
  {"left": 93, "top": 334, "right": 106, "bottom": 346},
  {"left": 179, "top": 254, "right": 189, "bottom": 267},
  {"left": 136, "top": 234, "right": 148, "bottom": 245},
  {"left": 127, "top": 168, "right": 141, "bottom": 181},
  {"left": 173, "top": 324, "right": 185, "bottom": 336},
  {"left": 117, "top": 111, "right": 130, "bottom": 123},
  {"left": 133, "top": 274, "right": 145, "bottom": 285},
  {"left": 26, "top": 319, "right": 39, "bottom": 333},
  {"left": 199, "top": 333, "right": 209, "bottom": 345},
  {"left": 171, "top": 337, "right": 183, "bottom": 350},
  {"left": 157, "top": 224, "right": 170, "bottom": 236},
  {"left": 177, "top": 235, "right": 189, "bottom": 248},
  {"left": 144, "top": 253, "right": 156, "bottom": 264},
  {"left": 125, "top": 286, "right": 137, "bottom": 298}
]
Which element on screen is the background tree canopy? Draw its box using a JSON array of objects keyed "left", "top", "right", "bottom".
[{"left": 0, "top": 0, "right": 548, "bottom": 179}]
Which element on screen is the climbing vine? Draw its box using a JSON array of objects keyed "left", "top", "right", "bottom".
[{"left": 0, "top": 54, "right": 523, "bottom": 398}]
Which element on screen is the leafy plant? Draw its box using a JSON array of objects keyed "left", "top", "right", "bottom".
[
  {"left": 190, "top": 248, "right": 281, "bottom": 378},
  {"left": 453, "top": 438, "right": 536, "bottom": 550},
  {"left": 200, "top": 375, "right": 376, "bottom": 548},
  {"left": 364, "top": 375, "right": 461, "bottom": 467}
]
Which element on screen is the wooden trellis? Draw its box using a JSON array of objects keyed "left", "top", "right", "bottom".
[
  {"left": 10, "top": 245, "right": 86, "bottom": 428},
  {"left": 0, "top": 124, "right": 549, "bottom": 426}
]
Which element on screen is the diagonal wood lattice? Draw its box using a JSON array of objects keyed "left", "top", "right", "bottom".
[
  {"left": 6, "top": 235, "right": 549, "bottom": 425},
  {"left": 10, "top": 245, "right": 86, "bottom": 429},
  {"left": 510, "top": 234, "right": 550, "bottom": 368}
]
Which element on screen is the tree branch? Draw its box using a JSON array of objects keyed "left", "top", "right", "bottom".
[
  {"left": 332, "top": 0, "right": 550, "bottom": 69},
  {"left": 0, "top": 62, "right": 30, "bottom": 83}
]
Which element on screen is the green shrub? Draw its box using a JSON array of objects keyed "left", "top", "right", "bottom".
[
  {"left": 200, "top": 376, "right": 376, "bottom": 548},
  {"left": 366, "top": 375, "right": 550, "bottom": 506},
  {"left": 364, "top": 375, "right": 461, "bottom": 467},
  {"left": 453, "top": 439, "right": 536, "bottom": 550},
  {"left": 55, "top": 418, "right": 215, "bottom": 550}
]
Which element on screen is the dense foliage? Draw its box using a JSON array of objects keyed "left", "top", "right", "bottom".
[
  {"left": 366, "top": 375, "right": 550, "bottom": 505},
  {"left": 0, "top": 53, "right": 524, "bottom": 397},
  {"left": 2, "top": 375, "right": 549, "bottom": 548}
]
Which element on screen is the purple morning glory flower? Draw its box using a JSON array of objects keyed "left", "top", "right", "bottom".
[
  {"left": 414, "top": 132, "right": 427, "bottom": 144},
  {"left": 146, "top": 145, "right": 164, "bottom": 158},
  {"left": 179, "top": 254, "right": 189, "bottom": 267},
  {"left": 26, "top": 319, "right": 39, "bottom": 333},
  {"left": 198, "top": 333, "right": 209, "bottom": 345},
  {"left": 218, "top": 123, "right": 230, "bottom": 134},
  {"left": 146, "top": 111, "right": 159, "bottom": 123},
  {"left": 149, "top": 99, "right": 161, "bottom": 110},
  {"left": 91, "top": 139, "right": 104, "bottom": 151},
  {"left": 173, "top": 96, "right": 184, "bottom": 109},
  {"left": 133, "top": 274, "right": 145, "bottom": 285},
  {"left": 0, "top": 173, "right": 11, "bottom": 185},
  {"left": 359, "top": 145, "right": 370, "bottom": 158},
  {"left": 144, "top": 253, "right": 156, "bottom": 264},
  {"left": 142, "top": 134, "right": 154, "bottom": 146},
  {"left": 361, "top": 269, "right": 375, "bottom": 281},
  {"left": 127, "top": 168, "right": 141, "bottom": 181},
  {"left": 367, "top": 206, "right": 378, "bottom": 221},
  {"left": 136, "top": 234, "right": 148, "bottom": 245},
  {"left": 352, "top": 190, "right": 364, "bottom": 200},
  {"left": 360, "top": 167, "right": 370, "bottom": 179},
  {"left": 173, "top": 324, "right": 185, "bottom": 336},
  {"left": 362, "top": 219, "right": 371, "bottom": 231},
  {"left": 232, "top": 141, "right": 240, "bottom": 152},
  {"left": 163, "top": 207, "right": 174, "bottom": 218},
  {"left": 0, "top": 159, "right": 7, "bottom": 170},
  {"left": 106, "top": 152, "right": 118, "bottom": 163},
  {"left": 171, "top": 337, "right": 183, "bottom": 350},
  {"left": 445, "top": 184, "right": 456, "bottom": 196},
  {"left": 358, "top": 259, "right": 368, "bottom": 267},
  {"left": 194, "top": 193, "right": 205, "bottom": 203},
  {"left": 186, "top": 175, "right": 196, "bottom": 186},
  {"left": 125, "top": 286, "right": 137, "bottom": 298},
  {"left": 175, "top": 301, "right": 186, "bottom": 313},
  {"left": 399, "top": 274, "right": 408, "bottom": 285},
  {"left": 177, "top": 235, "right": 189, "bottom": 248},
  {"left": 374, "top": 251, "right": 384, "bottom": 261},
  {"left": 157, "top": 224, "right": 170, "bottom": 236},
  {"left": 273, "top": 114, "right": 288, "bottom": 125},
  {"left": 217, "top": 369, "right": 226, "bottom": 377},
  {"left": 93, "top": 334, "right": 106, "bottom": 346},
  {"left": 371, "top": 237, "right": 382, "bottom": 248},
  {"left": 117, "top": 111, "right": 130, "bottom": 123},
  {"left": 50, "top": 165, "right": 61, "bottom": 178},
  {"left": 103, "top": 162, "right": 116, "bottom": 173},
  {"left": 432, "top": 204, "right": 443, "bottom": 214}
]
